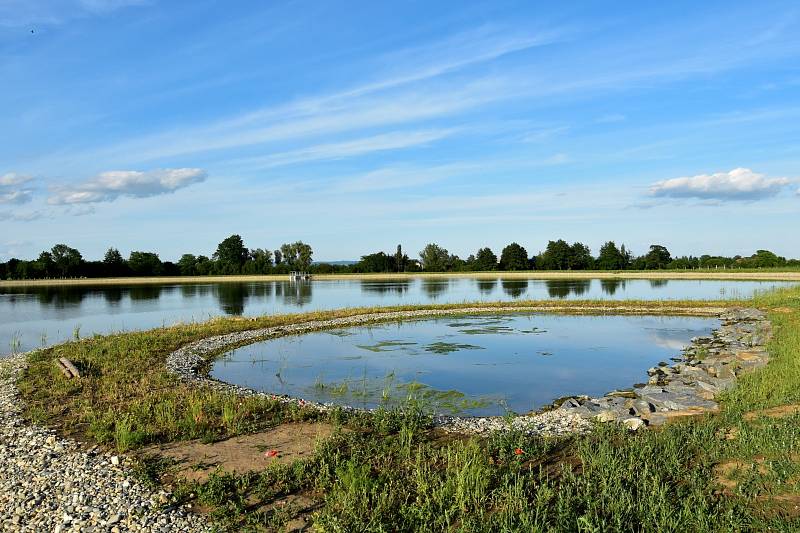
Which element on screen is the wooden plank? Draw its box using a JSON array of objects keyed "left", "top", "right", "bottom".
[
  {"left": 55, "top": 360, "right": 72, "bottom": 379},
  {"left": 58, "top": 357, "right": 81, "bottom": 379}
]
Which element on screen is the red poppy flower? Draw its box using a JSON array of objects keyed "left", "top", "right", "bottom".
[
  {"left": 514, "top": 448, "right": 524, "bottom": 456},
  {"left": 265, "top": 449, "right": 279, "bottom": 458}
]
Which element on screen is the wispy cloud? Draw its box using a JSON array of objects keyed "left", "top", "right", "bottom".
[
  {"left": 230, "top": 129, "right": 456, "bottom": 170},
  {"left": 48, "top": 168, "right": 207, "bottom": 205},
  {"left": 650, "top": 167, "right": 792, "bottom": 201},
  {"left": 0, "top": 172, "right": 34, "bottom": 204}
]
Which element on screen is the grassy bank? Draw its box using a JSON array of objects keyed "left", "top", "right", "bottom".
[
  {"left": 16, "top": 293, "right": 800, "bottom": 531},
  {"left": 3, "top": 269, "right": 800, "bottom": 287}
]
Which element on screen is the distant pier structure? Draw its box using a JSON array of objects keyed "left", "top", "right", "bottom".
[{"left": 289, "top": 271, "right": 311, "bottom": 281}]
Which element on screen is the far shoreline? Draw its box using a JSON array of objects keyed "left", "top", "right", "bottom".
[{"left": 2, "top": 269, "right": 800, "bottom": 287}]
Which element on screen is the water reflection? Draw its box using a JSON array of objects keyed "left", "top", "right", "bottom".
[
  {"left": 546, "top": 280, "right": 591, "bottom": 298},
  {"left": 129, "top": 285, "right": 163, "bottom": 301},
  {"left": 421, "top": 279, "right": 449, "bottom": 299},
  {"left": 103, "top": 288, "right": 124, "bottom": 305},
  {"left": 1, "top": 278, "right": 794, "bottom": 355},
  {"left": 476, "top": 279, "right": 497, "bottom": 294},
  {"left": 501, "top": 280, "right": 528, "bottom": 298},
  {"left": 279, "top": 281, "right": 312, "bottom": 307},
  {"left": 361, "top": 279, "right": 411, "bottom": 295},
  {"left": 600, "top": 279, "right": 626, "bottom": 296},
  {"left": 212, "top": 314, "right": 717, "bottom": 416}
]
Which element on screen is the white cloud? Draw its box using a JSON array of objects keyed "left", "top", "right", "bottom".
[
  {"left": 0, "top": 173, "right": 34, "bottom": 204},
  {"left": 0, "top": 210, "right": 43, "bottom": 221},
  {"left": 649, "top": 168, "right": 791, "bottom": 200},
  {"left": 48, "top": 168, "right": 207, "bottom": 205}
]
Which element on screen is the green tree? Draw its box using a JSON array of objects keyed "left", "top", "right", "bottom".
[
  {"left": 597, "top": 241, "right": 626, "bottom": 270},
  {"left": 473, "top": 247, "right": 498, "bottom": 271},
  {"left": 499, "top": 243, "right": 528, "bottom": 270},
  {"left": 128, "top": 251, "right": 162, "bottom": 276},
  {"left": 419, "top": 243, "right": 449, "bottom": 271},
  {"left": 644, "top": 245, "right": 672, "bottom": 270},
  {"left": 280, "top": 242, "right": 313, "bottom": 271},
  {"left": 245, "top": 248, "right": 274, "bottom": 274},
  {"left": 538, "top": 240, "right": 572, "bottom": 270},
  {"left": 356, "top": 252, "right": 393, "bottom": 273},
  {"left": 569, "top": 242, "right": 593, "bottom": 270},
  {"left": 50, "top": 244, "right": 83, "bottom": 277},
  {"left": 214, "top": 235, "right": 248, "bottom": 274},
  {"left": 177, "top": 254, "right": 198, "bottom": 276},
  {"left": 103, "top": 247, "right": 126, "bottom": 276},
  {"left": 36, "top": 251, "right": 55, "bottom": 277}
]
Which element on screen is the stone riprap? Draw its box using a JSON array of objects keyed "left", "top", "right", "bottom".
[
  {"left": 166, "top": 306, "right": 767, "bottom": 435},
  {"left": 552, "top": 307, "right": 771, "bottom": 428},
  {"left": 0, "top": 354, "right": 208, "bottom": 533}
]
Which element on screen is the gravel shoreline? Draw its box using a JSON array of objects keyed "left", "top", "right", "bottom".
[
  {"left": 165, "top": 305, "right": 768, "bottom": 436},
  {"left": 0, "top": 353, "right": 207, "bottom": 533}
]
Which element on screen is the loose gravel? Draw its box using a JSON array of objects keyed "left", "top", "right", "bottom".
[{"left": 0, "top": 353, "right": 207, "bottom": 533}]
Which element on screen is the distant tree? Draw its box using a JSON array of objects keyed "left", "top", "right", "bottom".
[
  {"left": 743, "top": 249, "right": 786, "bottom": 268},
  {"left": 280, "top": 242, "right": 313, "bottom": 271},
  {"left": 195, "top": 255, "right": 213, "bottom": 275},
  {"left": 273, "top": 249, "right": 282, "bottom": 265},
  {"left": 569, "top": 242, "right": 593, "bottom": 270},
  {"left": 214, "top": 235, "right": 248, "bottom": 274},
  {"left": 395, "top": 245, "right": 405, "bottom": 272},
  {"left": 419, "top": 243, "right": 450, "bottom": 271},
  {"left": 499, "top": 243, "right": 528, "bottom": 271},
  {"left": 128, "top": 251, "right": 162, "bottom": 276},
  {"left": 538, "top": 240, "right": 572, "bottom": 270},
  {"left": 177, "top": 254, "right": 198, "bottom": 276},
  {"left": 356, "top": 252, "right": 393, "bottom": 273},
  {"left": 245, "top": 248, "right": 273, "bottom": 274},
  {"left": 36, "top": 251, "right": 55, "bottom": 277},
  {"left": 50, "top": 244, "right": 83, "bottom": 277},
  {"left": 473, "top": 247, "right": 498, "bottom": 271},
  {"left": 597, "top": 241, "right": 628, "bottom": 270},
  {"left": 102, "top": 247, "right": 126, "bottom": 276},
  {"left": 644, "top": 245, "right": 672, "bottom": 270}
]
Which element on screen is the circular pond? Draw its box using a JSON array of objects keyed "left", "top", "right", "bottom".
[{"left": 210, "top": 314, "right": 718, "bottom": 416}]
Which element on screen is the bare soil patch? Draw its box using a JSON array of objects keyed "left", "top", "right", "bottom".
[
  {"left": 143, "top": 422, "right": 337, "bottom": 483},
  {"left": 743, "top": 404, "right": 800, "bottom": 421}
]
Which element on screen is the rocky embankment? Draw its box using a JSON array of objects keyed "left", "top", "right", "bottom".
[
  {"left": 167, "top": 306, "right": 767, "bottom": 435},
  {"left": 545, "top": 307, "right": 770, "bottom": 430},
  {"left": 0, "top": 354, "right": 207, "bottom": 533}
]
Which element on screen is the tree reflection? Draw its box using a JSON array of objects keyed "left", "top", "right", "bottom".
[
  {"left": 128, "top": 285, "right": 163, "bottom": 301},
  {"left": 501, "top": 280, "right": 528, "bottom": 298},
  {"left": 215, "top": 283, "right": 249, "bottom": 315},
  {"left": 649, "top": 279, "right": 669, "bottom": 288},
  {"left": 277, "top": 281, "right": 312, "bottom": 307},
  {"left": 600, "top": 279, "right": 625, "bottom": 296},
  {"left": 360, "top": 280, "right": 411, "bottom": 295},
  {"left": 546, "top": 280, "right": 591, "bottom": 299},
  {"left": 476, "top": 279, "right": 497, "bottom": 294},
  {"left": 421, "top": 279, "right": 448, "bottom": 299}
]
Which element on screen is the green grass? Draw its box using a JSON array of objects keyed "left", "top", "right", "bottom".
[{"left": 16, "top": 293, "right": 800, "bottom": 531}]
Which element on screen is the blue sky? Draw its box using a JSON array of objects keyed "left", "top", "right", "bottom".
[{"left": 1, "top": 0, "right": 799, "bottom": 262}]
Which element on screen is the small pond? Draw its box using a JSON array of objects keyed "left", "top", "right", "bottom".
[{"left": 211, "top": 314, "right": 718, "bottom": 416}]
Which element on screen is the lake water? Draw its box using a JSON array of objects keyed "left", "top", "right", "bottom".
[
  {"left": 0, "top": 277, "right": 790, "bottom": 354},
  {"left": 211, "top": 314, "right": 718, "bottom": 416}
]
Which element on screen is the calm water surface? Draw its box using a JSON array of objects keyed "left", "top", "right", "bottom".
[
  {"left": 0, "top": 277, "right": 790, "bottom": 354},
  {"left": 212, "top": 314, "right": 718, "bottom": 416}
]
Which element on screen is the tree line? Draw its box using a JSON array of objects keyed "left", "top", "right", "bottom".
[
  {"left": 356, "top": 241, "right": 798, "bottom": 273},
  {"left": 1, "top": 236, "right": 797, "bottom": 280},
  {"left": 0, "top": 235, "right": 314, "bottom": 280}
]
